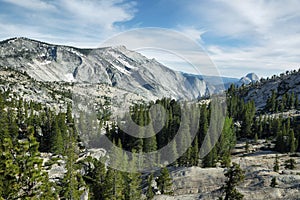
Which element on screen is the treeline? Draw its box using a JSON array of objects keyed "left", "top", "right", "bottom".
[
  {"left": 265, "top": 90, "right": 299, "bottom": 113},
  {"left": 105, "top": 98, "right": 236, "bottom": 168},
  {"left": 227, "top": 84, "right": 300, "bottom": 154},
  {"left": 1, "top": 80, "right": 300, "bottom": 199},
  {"left": 0, "top": 91, "right": 175, "bottom": 199},
  {"left": 0, "top": 91, "right": 86, "bottom": 199}
]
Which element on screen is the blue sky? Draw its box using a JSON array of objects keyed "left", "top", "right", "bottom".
[{"left": 1, "top": 0, "right": 300, "bottom": 78}]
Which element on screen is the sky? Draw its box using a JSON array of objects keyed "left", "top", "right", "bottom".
[{"left": 1, "top": 0, "right": 300, "bottom": 78}]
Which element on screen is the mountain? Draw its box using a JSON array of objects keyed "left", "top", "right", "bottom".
[
  {"left": 0, "top": 37, "right": 208, "bottom": 100},
  {"left": 181, "top": 72, "right": 259, "bottom": 92},
  {"left": 237, "top": 72, "right": 259, "bottom": 86},
  {"left": 182, "top": 73, "right": 239, "bottom": 85},
  {"left": 240, "top": 70, "right": 300, "bottom": 110}
]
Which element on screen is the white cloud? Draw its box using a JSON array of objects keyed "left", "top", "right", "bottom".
[
  {"left": 1, "top": 0, "right": 300, "bottom": 78},
  {"left": 0, "top": 0, "right": 137, "bottom": 47},
  {"left": 101, "top": 28, "right": 220, "bottom": 76},
  {"left": 183, "top": 0, "right": 300, "bottom": 77},
  {"left": 176, "top": 26, "right": 206, "bottom": 43},
  {"left": 2, "top": 0, "right": 56, "bottom": 10},
  {"left": 57, "top": 0, "right": 137, "bottom": 30}
]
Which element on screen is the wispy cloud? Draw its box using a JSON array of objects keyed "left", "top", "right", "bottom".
[
  {"left": 102, "top": 28, "right": 219, "bottom": 76},
  {"left": 0, "top": 0, "right": 137, "bottom": 47},
  {"left": 1, "top": 0, "right": 300, "bottom": 77},
  {"left": 176, "top": 26, "right": 206, "bottom": 43},
  {"left": 57, "top": 0, "right": 137, "bottom": 30},
  {"left": 183, "top": 0, "right": 300, "bottom": 77},
  {"left": 2, "top": 0, "right": 56, "bottom": 10}
]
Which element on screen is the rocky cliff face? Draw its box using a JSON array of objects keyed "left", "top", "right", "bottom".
[
  {"left": 241, "top": 70, "right": 300, "bottom": 109},
  {"left": 153, "top": 142, "right": 300, "bottom": 200},
  {"left": 0, "top": 37, "right": 208, "bottom": 100}
]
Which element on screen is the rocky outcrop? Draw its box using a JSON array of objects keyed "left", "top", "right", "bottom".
[
  {"left": 242, "top": 71, "right": 300, "bottom": 109},
  {"left": 154, "top": 143, "right": 300, "bottom": 200}
]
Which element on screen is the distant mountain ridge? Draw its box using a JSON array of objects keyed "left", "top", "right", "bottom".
[
  {"left": 0, "top": 37, "right": 209, "bottom": 100},
  {"left": 0, "top": 37, "right": 261, "bottom": 101},
  {"left": 181, "top": 72, "right": 259, "bottom": 92}
]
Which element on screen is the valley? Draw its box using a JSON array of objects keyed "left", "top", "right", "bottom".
[{"left": 0, "top": 38, "right": 300, "bottom": 200}]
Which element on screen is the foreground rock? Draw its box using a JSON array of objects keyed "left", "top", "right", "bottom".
[{"left": 154, "top": 151, "right": 300, "bottom": 200}]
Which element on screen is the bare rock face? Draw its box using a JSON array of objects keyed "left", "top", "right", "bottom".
[
  {"left": 0, "top": 37, "right": 209, "bottom": 100},
  {"left": 171, "top": 167, "right": 225, "bottom": 195},
  {"left": 154, "top": 149, "right": 300, "bottom": 200},
  {"left": 241, "top": 71, "right": 300, "bottom": 110}
]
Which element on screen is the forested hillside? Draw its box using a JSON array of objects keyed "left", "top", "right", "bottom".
[{"left": 1, "top": 66, "right": 300, "bottom": 199}]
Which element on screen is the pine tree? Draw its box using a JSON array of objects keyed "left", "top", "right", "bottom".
[
  {"left": 103, "top": 168, "right": 125, "bottom": 200},
  {"left": 290, "top": 92, "right": 295, "bottom": 109},
  {"left": 199, "top": 104, "right": 209, "bottom": 145},
  {"left": 143, "top": 123, "right": 157, "bottom": 153},
  {"left": 270, "top": 177, "right": 278, "bottom": 188},
  {"left": 221, "top": 151, "right": 231, "bottom": 168},
  {"left": 190, "top": 136, "right": 199, "bottom": 166},
  {"left": 50, "top": 117, "right": 64, "bottom": 155},
  {"left": 15, "top": 126, "right": 55, "bottom": 199},
  {"left": 289, "top": 129, "right": 296, "bottom": 153},
  {"left": 245, "top": 141, "right": 250, "bottom": 153},
  {"left": 273, "top": 154, "right": 280, "bottom": 172},
  {"left": 146, "top": 173, "right": 155, "bottom": 200},
  {"left": 266, "top": 90, "right": 276, "bottom": 112},
  {"left": 60, "top": 126, "right": 85, "bottom": 199},
  {"left": 0, "top": 137, "right": 20, "bottom": 199},
  {"left": 240, "top": 101, "right": 256, "bottom": 138},
  {"left": 219, "top": 117, "right": 236, "bottom": 167},
  {"left": 124, "top": 152, "right": 142, "bottom": 200},
  {"left": 221, "top": 163, "right": 245, "bottom": 200},
  {"left": 275, "top": 131, "right": 285, "bottom": 153},
  {"left": 176, "top": 111, "right": 192, "bottom": 166},
  {"left": 254, "top": 133, "right": 258, "bottom": 144},
  {"left": 202, "top": 125, "right": 217, "bottom": 168},
  {"left": 0, "top": 105, "right": 19, "bottom": 198},
  {"left": 157, "top": 167, "right": 173, "bottom": 195},
  {"left": 284, "top": 159, "right": 296, "bottom": 170},
  {"left": 83, "top": 156, "right": 106, "bottom": 200}
]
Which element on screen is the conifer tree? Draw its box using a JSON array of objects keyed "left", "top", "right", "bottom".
[
  {"left": 50, "top": 117, "right": 64, "bottom": 155},
  {"left": 143, "top": 123, "right": 157, "bottom": 153},
  {"left": 190, "top": 136, "right": 199, "bottom": 166},
  {"left": 0, "top": 136, "right": 19, "bottom": 199},
  {"left": 103, "top": 167, "right": 125, "bottom": 200},
  {"left": 176, "top": 111, "right": 192, "bottom": 166},
  {"left": 124, "top": 154, "right": 142, "bottom": 200},
  {"left": 83, "top": 157, "right": 106, "bottom": 200},
  {"left": 240, "top": 101, "right": 255, "bottom": 138},
  {"left": 273, "top": 154, "right": 280, "bottom": 172},
  {"left": 285, "top": 158, "right": 296, "bottom": 170},
  {"left": 289, "top": 129, "right": 296, "bottom": 153},
  {"left": 270, "top": 177, "right": 278, "bottom": 188},
  {"left": 221, "top": 163, "right": 245, "bottom": 200},
  {"left": 219, "top": 117, "right": 236, "bottom": 167},
  {"left": 275, "top": 131, "right": 285, "bottom": 153},
  {"left": 157, "top": 167, "right": 173, "bottom": 195},
  {"left": 15, "top": 126, "right": 55, "bottom": 199},
  {"left": 60, "top": 126, "right": 85, "bottom": 199},
  {"left": 146, "top": 173, "right": 155, "bottom": 200}
]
